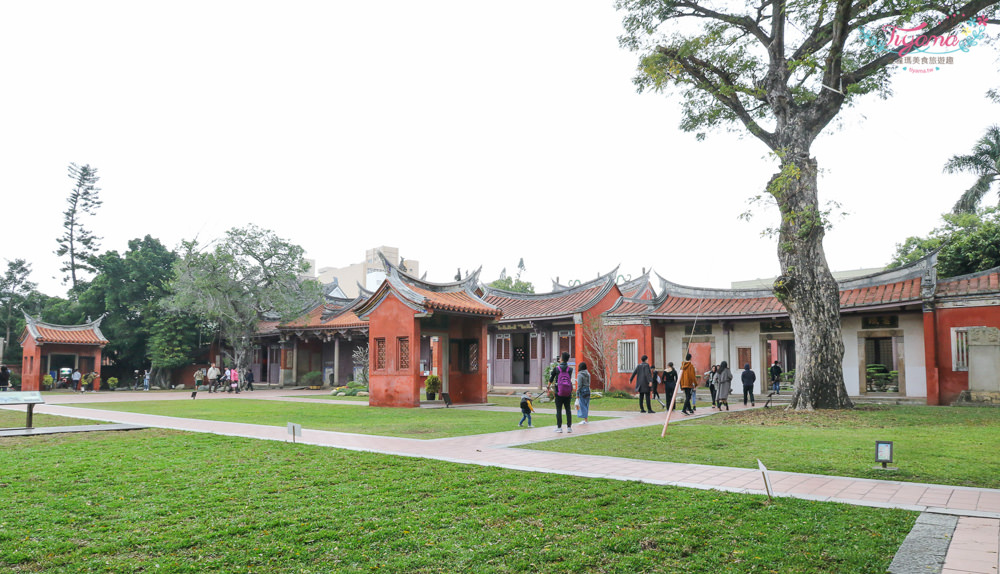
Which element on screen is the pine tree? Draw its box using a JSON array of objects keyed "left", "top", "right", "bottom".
[{"left": 55, "top": 163, "right": 103, "bottom": 291}]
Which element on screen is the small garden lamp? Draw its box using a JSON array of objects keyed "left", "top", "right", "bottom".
[{"left": 875, "top": 441, "right": 894, "bottom": 469}]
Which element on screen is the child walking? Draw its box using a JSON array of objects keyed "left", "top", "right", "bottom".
[{"left": 518, "top": 392, "right": 535, "bottom": 428}]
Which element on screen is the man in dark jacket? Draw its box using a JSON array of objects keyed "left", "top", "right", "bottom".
[
  {"left": 630, "top": 355, "right": 655, "bottom": 413},
  {"left": 769, "top": 361, "right": 783, "bottom": 394},
  {"left": 742, "top": 363, "right": 757, "bottom": 406}
]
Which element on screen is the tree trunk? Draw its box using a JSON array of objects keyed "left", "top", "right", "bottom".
[{"left": 771, "top": 150, "right": 853, "bottom": 410}]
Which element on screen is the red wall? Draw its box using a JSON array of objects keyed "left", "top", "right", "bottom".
[
  {"left": 608, "top": 322, "right": 652, "bottom": 392},
  {"left": 19, "top": 339, "right": 105, "bottom": 391},
  {"left": 578, "top": 285, "right": 628, "bottom": 391},
  {"left": 929, "top": 305, "right": 1000, "bottom": 404},
  {"left": 367, "top": 294, "right": 421, "bottom": 408},
  {"left": 445, "top": 318, "right": 489, "bottom": 404},
  {"left": 20, "top": 336, "right": 41, "bottom": 391}
]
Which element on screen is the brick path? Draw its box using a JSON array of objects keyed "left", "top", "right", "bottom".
[{"left": 8, "top": 389, "right": 999, "bottom": 573}]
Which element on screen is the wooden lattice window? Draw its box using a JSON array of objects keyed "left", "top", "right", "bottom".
[
  {"left": 468, "top": 341, "right": 479, "bottom": 373},
  {"left": 398, "top": 337, "right": 410, "bottom": 370},
  {"left": 375, "top": 338, "right": 386, "bottom": 370},
  {"left": 530, "top": 334, "right": 538, "bottom": 359}
]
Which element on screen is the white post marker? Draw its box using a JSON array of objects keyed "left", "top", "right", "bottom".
[
  {"left": 758, "top": 459, "right": 774, "bottom": 502},
  {"left": 287, "top": 422, "right": 302, "bottom": 443}
]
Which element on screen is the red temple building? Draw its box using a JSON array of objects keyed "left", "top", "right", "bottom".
[
  {"left": 354, "top": 255, "right": 501, "bottom": 407},
  {"left": 19, "top": 313, "right": 109, "bottom": 391},
  {"left": 483, "top": 269, "right": 623, "bottom": 390}
]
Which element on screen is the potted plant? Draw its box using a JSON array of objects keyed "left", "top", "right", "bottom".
[
  {"left": 106, "top": 377, "right": 119, "bottom": 391},
  {"left": 424, "top": 375, "right": 441, "bottom": 401}
]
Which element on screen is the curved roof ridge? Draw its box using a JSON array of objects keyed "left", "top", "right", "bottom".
[
  {"left": 837, "top": 251, "right": 936, "bottom": 289},
  {"left": 22, "top": 312, "right": 109, "bottom": 344},
  {"left": 619, "top": 268, "right": 652, "bottom": 289},
  {"left": 933, "top": 263, "right": 1000, "bottom": 284},
  {"left": 485, "top": 266, "right": 620, "bottom": 301},
  {"left": 379, "top": 251, "right": 482, "bottom": 293},
  {"left": 321, "top": 292, "right": 370, "bottom": 323},
  {"left": 24, "top": 312, "right": 107, "bottom": 331},
  {"left": 654, "top": 271, "right": 774, "bottom": 299},
  {"left": 356, "top": 282, "right": 373, "bottom": 298},
  {"left": 604, "top": 295, "right": 654, "bottom": 316}
]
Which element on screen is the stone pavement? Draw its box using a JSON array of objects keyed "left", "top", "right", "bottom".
[{"left": 5, "top": 388, "right": 998, "bottom": 573}]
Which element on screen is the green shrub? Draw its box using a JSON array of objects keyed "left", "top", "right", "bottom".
[
  {"left": 300, "top": 371, "right": 323, "bottom": 386},
  {"left": 344, "top": 388, "right": 359, "bottom": 396},
  {"left": 347, "top": 380, "right": 367, "bottom": 390},
  {"left": 10, "top": 372, "right": 21, "bottom": 388},
  {"left": 106, "top": 377, "right": 119, "bottom": 390},
  {"left": 604, "top": 390, "right": 632, "bottom": 399},
  {"left": 42, "top": 374, "right": 54, "bottom": 389},
  {"left": 424, "top": 375, "right": 441, "bottom": 393}
]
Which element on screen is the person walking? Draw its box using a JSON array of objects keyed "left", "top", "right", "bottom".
[
  {"left": 704, "top": 365, "right": 718, "bottom": 407},
  {"left": 244, "top": 368, "right": 255, "bottom": 391},
  {"left": 715, "top": 361, "right": 733, "bottom": 411},
  {"left": 576, "top": 362, "right": 592, "bottom": 424},
  {"left": 0, "top": 365, "right": 10, "bottom": 392},
  {"left": 72, "top": 368, "right": 82, "bottom": 392},
  {"left": 630, "top": 355, "right": 655, "bottom": 413},
  {"left": 662, "top": 362, "right": 678, "bottom": 410},
  {"left": 548, "top": 352, "right": 574, "bottom": 433},
  {"left": 142, "top": 369, "right": 151, "bottom": 391},
  {"left": 769, "top": 361, "right": 783, "bottom": 394},
  {"left": 230, "top": 367, "right": 240, "bottom": 394},
  {"left": 518, "top": 391, "right": 535, "bottom": 428},
  {"left": 679, "top": 354, "right": 697, "bottom": 415},
  {"left": 741, "top": 363, "right": 757, "bottom": 406},
  {"left": 207, "top": 363, "right": 220, "bottom": 393},
  {"left": 650, "top": 364, "right": 661, "bottom": 401}
]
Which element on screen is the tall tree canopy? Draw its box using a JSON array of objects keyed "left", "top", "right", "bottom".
[
  {"left": 77, "top": 236, "right": 190, "bottom": 375},
  {"left": 0, "top": 259, "right": 36, "bottom": 362},
  {"left": 946, "top": 124, "right": 1000, "bottom": 214},
  {"left": 489, "top": 258, "right": 535, "bottom": 293},
  {"left": 165, "top": 225, "right": 320, "bottom": 375},
  {"left": 618, "top": 0, "right": 999, "bottom": 409},
  {"left": 887, "top": 208, "right": 1000, "bottom": 277},
  {"left": 55, "top": 163, "right": 103, "bottom": 292}
]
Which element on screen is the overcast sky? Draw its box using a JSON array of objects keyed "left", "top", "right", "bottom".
[{"left": 2, "top": 1, "right": 998, "bottom": 298}]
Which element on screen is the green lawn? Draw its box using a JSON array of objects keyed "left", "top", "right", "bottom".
[
  {"left": 288, "top": 394, "right": 370, "bottom": 402},
  {"left": 488, "top": 394, "right": 663, "bottom": 412},
  {"left": 523, "top": 405, "right": 1000, "bottom": 489},
  {"left": 0, "top": 409, "right": 105, "bottom": 428},
  {"left": 61, "top": 399, "right": 604, "bottom": 439},
  {"left": 0, "top": 429, "right": 915, "bottom": 573}
]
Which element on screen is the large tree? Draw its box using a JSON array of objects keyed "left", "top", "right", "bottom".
[
  {"left": 946, "top": 125, "right": 1000, "bottom": 214},
  {"left": 0, "top": 259, "right": 36, "bottom": 361},
  {"left": 77, "top": 236, "right": 191, "bottom": 377},
  {"left": 618, "top": 0, "right": 999, "bottom": 409},
  {"left": 165, "top": 225, "right": 320, "bottom": 378},
  {"left": 55, "top": 163, "right": 103, "bottom": 292}
]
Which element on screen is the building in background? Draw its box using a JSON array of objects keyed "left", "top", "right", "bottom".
[{"left": 315, "top": 246, "right": 420, "bottom": 298}]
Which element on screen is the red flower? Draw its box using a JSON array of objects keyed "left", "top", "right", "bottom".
[{"left": 976, "top": 15, "right": 988, "bottom": 26}]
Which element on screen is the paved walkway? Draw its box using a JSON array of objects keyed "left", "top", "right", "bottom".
[{"left": 5, "top": 389, "right": 998, "bottom": 573}]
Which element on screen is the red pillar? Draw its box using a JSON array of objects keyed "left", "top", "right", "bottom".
[{"left": 923, "top": 309, "right": 940, "bottom": 406}]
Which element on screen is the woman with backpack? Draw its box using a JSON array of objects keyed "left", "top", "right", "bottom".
[{"left": 548, "top": 352, "right": 574, "bottom": 433}]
